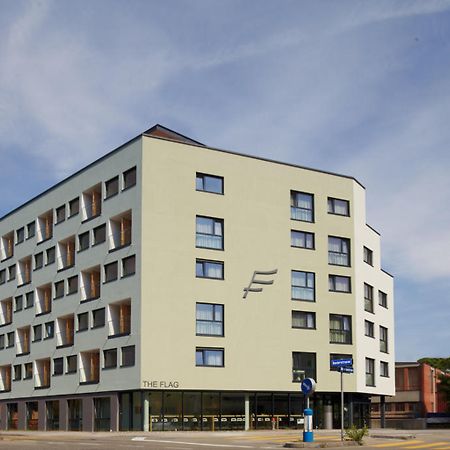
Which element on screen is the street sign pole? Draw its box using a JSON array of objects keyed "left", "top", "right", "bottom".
[{"left": 340, "top": 367, "right": 344, "bottom": 442}]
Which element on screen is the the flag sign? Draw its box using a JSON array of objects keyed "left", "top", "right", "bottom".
[
  {"left": 339, "top": 367, "right": 354, "bottom": 373},
  {"left": 331, "top": 358, "right": 353, "bottom": 368}
]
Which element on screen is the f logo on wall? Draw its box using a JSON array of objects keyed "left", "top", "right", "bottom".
[{"left": 243, "top": 269, "right": 278, "bottom": 299}]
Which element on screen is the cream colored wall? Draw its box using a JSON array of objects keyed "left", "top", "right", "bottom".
[{"left": 140, "top": 136, "right": 394, "bottom": 396}]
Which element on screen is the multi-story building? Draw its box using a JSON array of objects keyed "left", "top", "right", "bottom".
[
  {"left": 371, "top": 361, "right": 448, "bottom": 428},
  {"left": 0, "top": 124, "right": 394, "bottom": 432}
]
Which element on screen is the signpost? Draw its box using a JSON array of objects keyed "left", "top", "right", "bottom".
[
  {"left": 331, "top": 358, "right": 353, "bottom": 441},
  {"left": 300, "top": 378, "right": 316, "bottom": 443}
]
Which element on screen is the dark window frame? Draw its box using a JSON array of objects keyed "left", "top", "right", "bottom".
[
  {"left": 328, "top": 197, "right": 350, "bottom": 216},
  {"left": 290, "top": 191, "right": 314, "bottom": 223},
  {"left": 290, "top": 230, "right": 315, "bottom": 250}
]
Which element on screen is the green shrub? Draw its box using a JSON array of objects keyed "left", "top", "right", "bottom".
[{"left": 344, "top": 425, "right": 369, "bottom": 445}]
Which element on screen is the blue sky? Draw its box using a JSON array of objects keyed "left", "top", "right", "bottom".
[{"left": 1, "top": 0, "right": 450, "bottom": 361}]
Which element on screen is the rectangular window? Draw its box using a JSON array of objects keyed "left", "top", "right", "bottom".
[
  {"left": 33, "top": 325, "right": 42, "bottom": 342},
  {"left": 196, "top": 259, "right": 224, "bottom": 280},
  {"left": 196, "top": 348, "right": 224, "bottom": 367},
  {"left": 104, "top": 261, "right": 118, "bottom": 283},
  {"left": 78, "top": 312, "right": 89, "bottom": 332},
  {"left": 8, "top": 264, "right": 16, "bottom": 281},
  {"left": 27, "top": 221, "right": 35, "bottom": 239},
  {"left": 46, "top": 247, "right": 55, "bottom": 265},
  {"left": 69, "top": 197, "right": 79, "bottom": 217},
  {"left": 0, "top": 334, "right": 4, "bottom": 349},
  {"left": 105, "top": 176, "right": 119, "bottom": 198},
  {"left": 44, "top": 321, "right": 54, "bottom": 339},
  {"left": 67, "top": 275, "right": 78, "bottom": 295},
  {"left": 54, "top": 280, "right": 64, "bottom": 299},
  {"left": 196, "top": 303, "right": 224, "bottom": 336},
  {"left": 0, "top": 269, "right": 5, "bottom": 284},
  {"left": 291, "top": 270, "right": 315, "bottom": 301},
  {"left": 122, "top": 255, "right": 135, "bottom": 277},
  {"left": 53, "top": 357, "right": 63, "bottom": 376},
  {"left": 196, "top": 216, "right": 224, "bottom": 250},
  {"left": 329, "top": 314, "right": 352, "bottom": 344},
  {"left": 24, "top": 362, "right": 33, "bottom": 379},
  {"left": 328, "top": 236, "right": 350, "bottom": 266},
  {"left": 364, "top": 283, "right": 374, "bottom": 312},
  {"left": 121, "top": 345, "right": 135, "bottom": 367},
  {"left": 292, "top": 311, "right": 316, "bottom": 329},
  {"left": 363, "top": 246, "right": 373, "bottom": 265},
  {"left": 379, "top": 290, "right": 387, "bottom": 308},
  {"left": 78, "top": 232, "right": 90, "bottom": 252},
  {"left": 66, "top": 355, "right": 77, "bottom": 374},
  {"left": 56, "top": 205, "right": 66, "bottom": 224},
  {"left": 365, "top": 320, "right": 374, "bottom": 338},
  {"left": 330, "top": 353, "right": 353, "bottom": 371},
  {"left": 196, "top": 173, "right": 223, "bottom": 194},
  {"left": 15, "top": 295, "right": 23, "bottom": 312},
  {"left": 103, "top": 348, "right": 117, "bottom": 369},
  {"left": 366, "top": 358, "right": 375, "bottom": 386},
  {"left": 328, "top": 197, "right": 350, "bottom": 216},
  {"left": 329, "top": 275, "right": 351, "bottom": 293},
  {"left": 290, "top": 191, "right": 314, "bottom": 222},
  {"left": 7, "top": 331, "right": 14, "bottom": 347},
  {"left": 380, "top": 361, "right": 389, "bottom": 377},
  {"left": 92, "top": 308, "right": 106, "bottom": 329},
  {"left": 93, "top": 224, "right": 106, "bottom": 245},
  {"left": 292, "top": 351, "right": 316, "bottom": 382},
  {"left": 25, "top": 291, "right": 34, "bottom": 309},
  {"left": 13, "top": 364, "right": 21, "bottom": 381},
  {"left": 291, "top": 230, "right": 314, "bottom": 249},
  {"left": 123, "top": 167, "right": 137, "bottom": 190},
  {"left": 380, "top": 326, "right": 388, "bottom": 353},
  {"left": 16, "top": 227, "right": 25, "bottom": 244},
  {"left": 34, "top": 252, "right": 44, "bottom": 270}
]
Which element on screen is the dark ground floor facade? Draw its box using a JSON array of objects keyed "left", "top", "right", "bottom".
[{"left": 0, "top": 390, "right": 371, "bottom": 432}]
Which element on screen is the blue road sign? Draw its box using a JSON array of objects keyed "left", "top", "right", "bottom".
[
  {"left": 339, "top": 367, "right": 354, "bottom": 373},
  {"left": 301, "top": 378, "right": 316, "bottom": 396},
  {"left": 331, "top": 358, "right": 353, "bottom": 367}
]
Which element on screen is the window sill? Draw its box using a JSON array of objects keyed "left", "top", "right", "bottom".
[
  {"left": 108, "top": 332, "right": 131, "bottom": 339},
  {"left": 195, "top": 365, "right": 224, "bottom": 368},
  {"left": 329, "top": 290, "right": 352, "bottom": 294},
  {"left": 37, "top": 237, "right": 52, "bottom": 246},
  {"left": 104, "top": 192, "right": 119, "bottom": 201},
  {"left": 1, "top": 256, "right": 13, "bottom": 263},
  {"left": 328, "top": 263, "right": 351, "bottom": 268},
  {"left": 66, "top": 370, "right": 77, "bottom": 375},
  {"left": 109, "top": 243, "right": 131, "bottom": 253},
  {"left": 120, "top": 364, "right": 135, "bottom": 368},
  {"left": 122, "top": 183, "right": 136, "bottom": 193},
  {"left": 16, "top": 352, "right": 30, "bottom": 357},
  {"left": 0, "top": 321, "right": 13, "bottom": 328},
  {"left": 291, "top": 246, "right": 315, "bottom": 250},
  {"left": 57, "top": 264, "right": 75, "bottom": 273},
  {"left": 290, "top": 218, "right": 315, "bottom": 224},
  {"left": 76, "top": 329, "right": 89, "bottom": 333},
  {"left": 329, "top": 341, "right": 353, "bottom": 345},
  {"left": 79, "top": 380, "right": 99, "bottom": 385},
  {"left": 196, "top": 333, "right": 225, "bottom": 337},
  {"left": 35, "top": 385, "right": 50, "bottom": 390},
  {"left": 328, "top": 212, "right": 350, "bottom": 217},
  {"left": 91, "top": 325, "right": 105, "bottom": 330},
  {"left": 121, "top": 273, "right": 135, "bottom": 279},
  {"left": 80, "top": 296, "right": 100, "bottom": 304},
  {"left": 36, "top": 311, "right": 51, "bottom": 317},
  {"left": 195, "top": 245, "right": 224, "bottom": 252},
  {"left": 68, "top": 212, "right": 79, "bottom": 219},
  {"left": 56, "top": 343, "right": 74, "bottom": 349},
  {"left": 195, "top": 188, "right": 223, "bottom": 195},
  {"left": 67, "top": 291, "right": 78, "bottom": 296},
  {"left": 52, "top": 373, "right": 64, "bottom": 377},
  {"left": 92, "top": 240, "right": 106, "bottom": 248},
  {"left": 82, "top": 214, "right": 101, "bottom": 224},
  {"left": 196, "top": 276, "right": 224, "bottom": 281},
  {"left": 291, "top": 298, "right": 315, "bottom": 302},
  {"left": 102, "top": 366, "right": 117, "bottom": 371},
  {"left": 292, "top": 327, "right": 316, "bottom": 330}
]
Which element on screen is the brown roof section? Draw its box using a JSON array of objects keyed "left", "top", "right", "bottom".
[{"left": 143, "top": 124, "right": 204, "bottom": 146}]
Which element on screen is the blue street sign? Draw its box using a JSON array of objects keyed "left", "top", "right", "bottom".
[
  {"left": 331, "top": 358, "right": 353, "bottom": 367},
  {"left": 339, "top": 367, "right": 354, "bottom": 373},
  {"left": 301, "top": 378, "right": 316, "bottom": 396}
]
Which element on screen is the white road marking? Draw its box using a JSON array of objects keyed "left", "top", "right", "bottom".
[{"left": 130, "top": 438, "right": 253, "bottom": 448}]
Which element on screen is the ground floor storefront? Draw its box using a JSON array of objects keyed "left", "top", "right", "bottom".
[{"left": 0, "top": 390, "right": 371, "bottom": 432}]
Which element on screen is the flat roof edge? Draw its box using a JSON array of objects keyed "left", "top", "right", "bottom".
[{"left": 143, "top": 134, "right": 366, "bottom": 189}]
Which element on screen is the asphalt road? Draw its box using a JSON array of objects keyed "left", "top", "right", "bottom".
[{"left": 0, "top": 429, "right": 449, "bottom": 449}]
